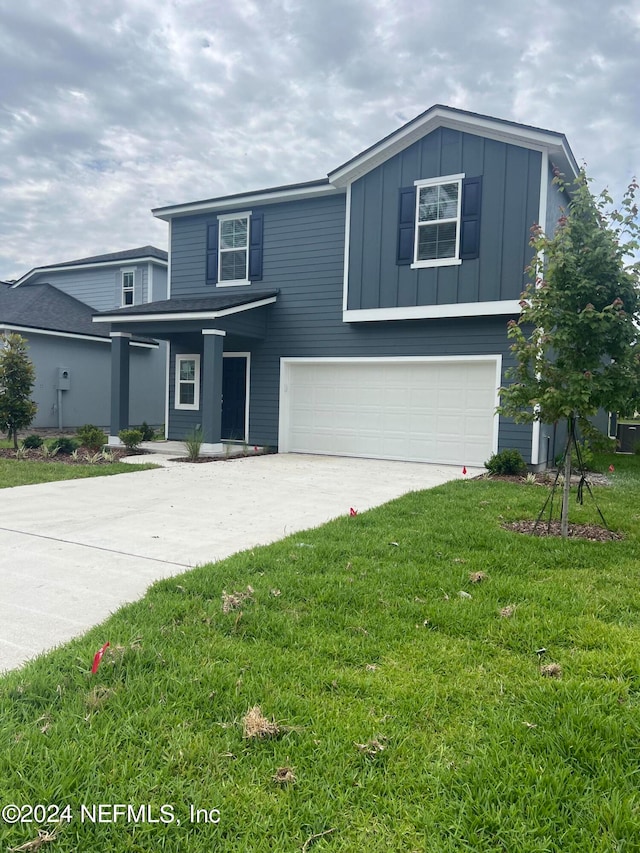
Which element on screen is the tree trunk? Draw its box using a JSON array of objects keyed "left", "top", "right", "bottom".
[
  {"left": 12, "top": 428, "right": 18, "bottom": 450},
  {"left": 561, "top": 417, "right": 573, "bottom": 538}
]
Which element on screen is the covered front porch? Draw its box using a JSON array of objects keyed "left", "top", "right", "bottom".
[{"left": 92, "top": 291, "right": 278, "bottom": 452}]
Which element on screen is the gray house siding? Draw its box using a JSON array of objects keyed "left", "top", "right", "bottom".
[
  {"left": 25, "top": 334, "right": 165, "bottom": 428},
  {"left": 26, "top": 263, "right": 165, "bottom": 310},
  {"left": 347, "top": 129, "right": 542, "bottom": 311},
  {"left": 166, "top": 193, "right": 534, "bottom": 461}
]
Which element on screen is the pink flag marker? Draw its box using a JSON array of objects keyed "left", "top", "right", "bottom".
[
  {"left": 349, "top": 507, "right": 358, "bottom": 516},
  {"left": 91, "top": 642, "right": 110, "bottom": 674},
  {"left": 462, "top": 466, "right": 467, "bottom": 475}
]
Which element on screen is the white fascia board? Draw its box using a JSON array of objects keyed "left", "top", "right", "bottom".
[
  {"left": 329, "top": 107, "right": 577, "bottom": 187},
  {"left": 342, "top": 300, "right": 521, "bottom": 323},
  {"left": 12, "top": 257, "right": 168, "bottom": 287},
  {"left": 93, "top": 296, "right": 277, "bottom": 324},
  {"left": 153, "top": 183, "right": 341, "bottom": 221},
  {"left": 0, "top": 324, "right": 156, "bottom": 348}
]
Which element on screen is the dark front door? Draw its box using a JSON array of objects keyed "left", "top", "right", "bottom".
[{"left": 221, "top": 356, "right": 248, "bottom": 441}]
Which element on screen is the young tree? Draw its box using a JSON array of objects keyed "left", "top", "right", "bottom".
[
  {"left": 499, "top": 170, "right": 640, "bottom": 536},
  {"left": 0, "top": 333, "right": 37, "bottom": 449}
]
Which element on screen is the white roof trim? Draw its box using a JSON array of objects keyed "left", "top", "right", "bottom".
[
  {"left": 93, "top": 295, "right": 277, "bottom": 324},
  {"left": 329, "top": 106, "right": 578, "bottom": 187},
  {"left": 12, "top": 256, "right": 168, "bottom": 288},
  {"left": 153, "top": 183, "right": 341, "bottom": 220},
  {"left": 0, "top": 323, "right": 157, "bottom": 348}
]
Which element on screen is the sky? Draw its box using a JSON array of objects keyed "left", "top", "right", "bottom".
[{"left": 0, "top": 0, "right": 639, "bottom": 281}]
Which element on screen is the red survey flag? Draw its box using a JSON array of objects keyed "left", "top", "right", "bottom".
[{"left": 91, "top": 642, "right": 110, "bottom": 674}]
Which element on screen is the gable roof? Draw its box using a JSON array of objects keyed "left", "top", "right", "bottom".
[
  {"left": 151, "top": 105, "right": 578, "bottom": 220},
  {"left": 328, "top": 104, "right": 579, "bottom": 187},
  {"left": 0, "top": 283, "right": 156, "bottom": 345},
  {"left": 13, "top": 246, "right": 168, "bottom": 288}
]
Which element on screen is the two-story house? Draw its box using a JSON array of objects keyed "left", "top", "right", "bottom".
[
  {"left": 8, "top": 247, "right": 168, "bottom": 429},
  {"left": 94, "top": 106, "right": 577, "bottom": 468}
]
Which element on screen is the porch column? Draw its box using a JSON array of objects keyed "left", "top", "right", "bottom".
[
  {"left": 200, "top": 329, "right": 226, "bottom": 454},
  {"left": 109, "top": 332, "right": 131, "bottom": 445}
]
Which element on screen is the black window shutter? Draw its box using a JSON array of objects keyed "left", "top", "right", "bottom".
[
  {"left": 396, "top": 187, "right": 416, "bottom": 265},
  {"left": 460, "top": 176, "right": 482, "bottom": 260},
  {"left": 248, "top": 211, "right": 263, "bottom": 281},
  {"left": 206, "top": 222, "right": 218, "bottom": 285}
]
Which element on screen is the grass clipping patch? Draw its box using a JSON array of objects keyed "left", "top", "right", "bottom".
[{"left": 242, "top": 705, "right": 281, "bottom": 739}]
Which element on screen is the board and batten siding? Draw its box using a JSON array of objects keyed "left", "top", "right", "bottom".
[{"left": 347, "top": 128, "right": 542, "bottom": 311}]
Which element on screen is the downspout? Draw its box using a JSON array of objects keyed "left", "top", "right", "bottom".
[{"left": 57, "top": 388, "right": 63, "bottom": 431}]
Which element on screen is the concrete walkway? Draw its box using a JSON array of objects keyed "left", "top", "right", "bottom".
[{"left": 0, "top": 454, "right": 481, "bottom": 672}]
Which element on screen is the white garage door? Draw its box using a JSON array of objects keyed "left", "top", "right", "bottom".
[{"left": 279, "top": 357, "right": 500, "bottom": 466}]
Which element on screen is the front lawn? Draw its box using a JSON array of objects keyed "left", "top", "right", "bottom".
[
  {"left": 0, "top": 457, "right": 156, "bottom": 488},
  {"left": 1, "top": 456, "right": 639, "bottom": 851}
]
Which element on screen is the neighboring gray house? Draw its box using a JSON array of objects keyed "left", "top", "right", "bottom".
[
  {"left": 94, "top": 106, "right": 579, "bottom": 468},
  {"left": 7, "top": 247, "right": 168, "bottom": 429},
  {"left": 0, "top": 284, "right": 162, "bottom": 429}
]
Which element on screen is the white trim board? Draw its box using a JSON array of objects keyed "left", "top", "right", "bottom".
[
  {"left": 0, "top": 324, "right": 157, "bottom": 348},
  {"left": 153, "top": 183, "right": 341, "bottom": 220},
  {"left": 343, "top": 300, "right": 522, "bottom": 322}
]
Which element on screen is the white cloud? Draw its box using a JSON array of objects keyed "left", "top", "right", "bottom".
[{"left": 0, "top": 0, "right": 638, "bottom": 279}]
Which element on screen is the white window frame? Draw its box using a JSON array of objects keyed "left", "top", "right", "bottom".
[
  {"left": 175, "top": 354, "right": 200, "bottom": 411},
  {"left": 121, "top": 268, "right": 135, "bottom": 306},
  {"left": 217, "top": 211, "right": 251, "bottom": 286},
  {"left": 411, "top": 174, "right": 464, "bottom": 269}
]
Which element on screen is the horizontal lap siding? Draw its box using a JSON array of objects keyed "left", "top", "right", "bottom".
[{"left": 168, "top": 194, "right": 533, "bottom": 461}]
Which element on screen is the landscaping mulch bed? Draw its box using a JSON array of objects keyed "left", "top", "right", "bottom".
[
  {"left": 0, "top": 448, "right": 149, "bottom": 465},
  {"left": 503, "top": 519, "right": 622, "bottom": 542}
]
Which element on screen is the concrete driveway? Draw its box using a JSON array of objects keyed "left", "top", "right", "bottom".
[{"left": 0, "top": 453, "right": 480, "bottom": 672}]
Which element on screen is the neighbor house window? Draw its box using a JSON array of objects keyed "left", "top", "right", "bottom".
[
  {"left": 218, "top": 213, "right": 249, "bottom": 283},
  {"left": 412, "top": 175, "right": 463, "bottom": 268},
  {"left": 175, "top": 355, "right": 200, "bottom": 410},
  {"left": 122, "top": 270, "right": 135, "bottom": 306}
]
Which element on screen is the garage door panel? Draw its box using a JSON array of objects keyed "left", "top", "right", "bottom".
[{"left": 281, "top": 359, "right": 498, "bottom": 466}]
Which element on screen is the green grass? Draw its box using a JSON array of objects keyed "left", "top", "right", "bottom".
[
  {"left": 1, "top": 456, "right": 640, "bottom": 851},
  {"left": 0, "top": 458, "right": 156, "bottom": 488}
]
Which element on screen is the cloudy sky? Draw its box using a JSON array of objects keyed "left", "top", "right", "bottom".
[{"left": 0, "top": 0, "right": 638, "bottom": 281}]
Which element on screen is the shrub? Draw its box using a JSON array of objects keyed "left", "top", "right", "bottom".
[
  {"left": 21, "top": 434, "right": 43, "bottom": 449},
  {"left": 136, "top": 422, "right": 155, "bottom": 442},
  {"left": 49, "top": 436, "right": 79, "bottom": 455},
  {"left": 485, "top": 448, "right": 527, "bottom": 476},
  {"left": 77, "top": 424, "right": 107, "bottom": 452},
  {"left": 183, "top": 427, "right": 204, "bottom": 461},
  {"left": 119, "top": 428, "right": 143, "bottom": 451}
]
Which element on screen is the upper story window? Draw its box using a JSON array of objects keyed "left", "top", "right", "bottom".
[
  {"left": 206, "top": 211, "right": 264, "bottom": 287},
  {"left": 219, "top": 213, "right": 249, "bottom": 284},
  {"left": 122, "top": 269, "right": 135, "bottom": 305},
  {"left": 416, "top": 179, "right": 461, "bottom": 262},
  {"left": 397, "top": 174, "right": 482, "bottom": 269},
  {"left": 175, "top": 354, "right": 200, "bottom": 410},
  {"left": 413, "top": 175, "right": 463, "bottom": 268}
]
